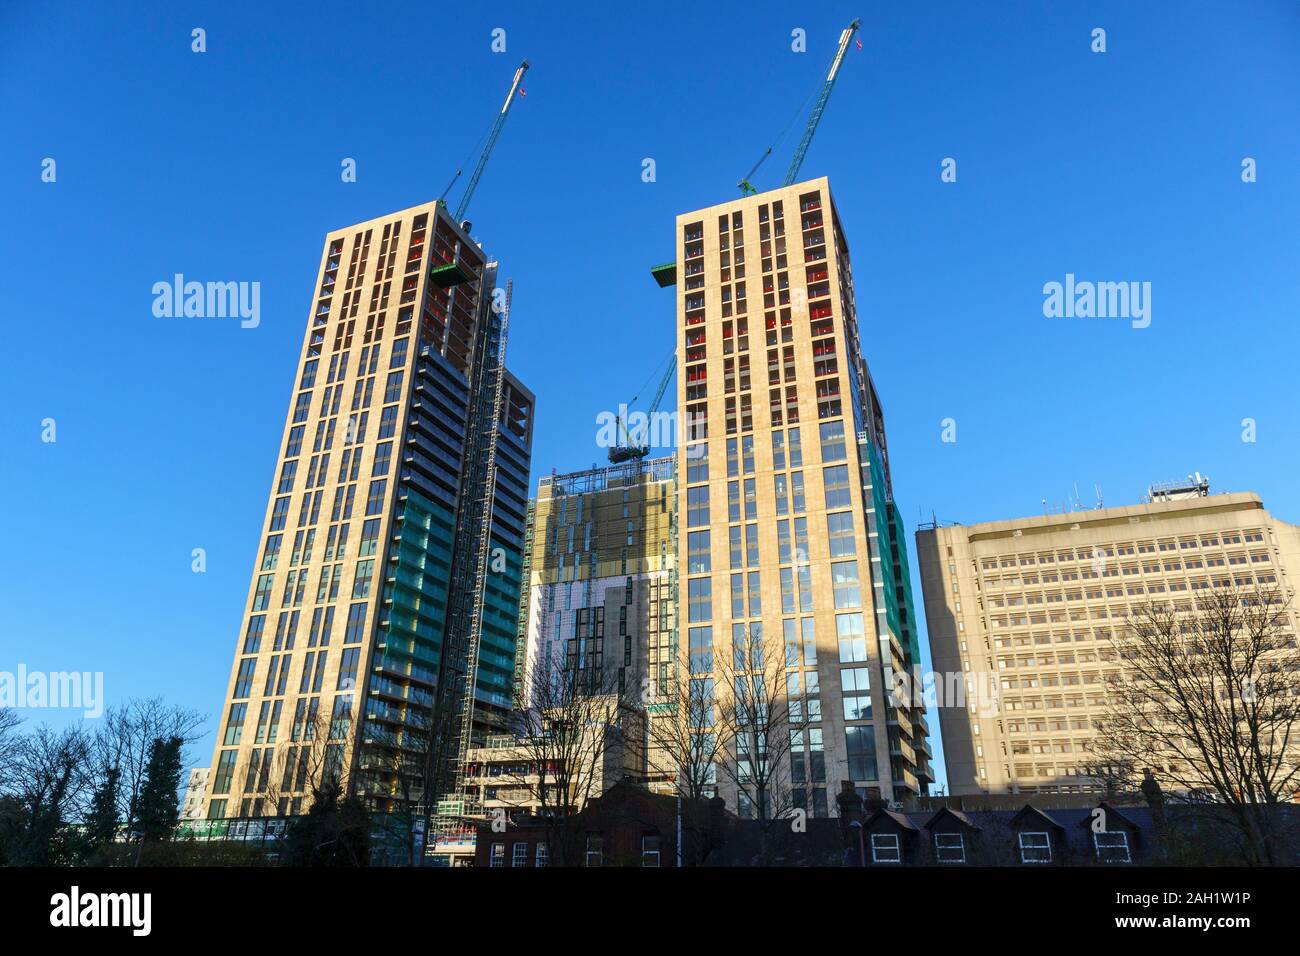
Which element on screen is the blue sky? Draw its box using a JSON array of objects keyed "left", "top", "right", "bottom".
[{"left": 2, "top": 1, "right": 1297, "bottom": 793}]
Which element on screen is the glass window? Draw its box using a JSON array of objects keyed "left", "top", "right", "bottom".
[
  {"left": 344, "top": 603, "right": 367, "bottom": 643},
  {"left": 366, "top": 479, "right": 387, "bottom": 516},
  {"left": 827, "top": 512, "right": 856, "bottom": 557},
  {"left": 871, "top": 833, "right": 900, "bottom": 864},
  {"left": 777, "top": 520, "right": 791, "bottom": 564},
  {"left": 831, "top": 560, "right": 861, "bottom": 608},
  {"left": 641, "top": 835, "right": 661, "bottom": 867},
  {"left": 824, "top": 465, "right": 851, "bottom": 509},
  {"left": 686, "top": 443, "right": 709, "bottom": 483},
  {"left": 352, "top": 559, "right": 374, "bottom": 599},
  {"left": 819, "top": 420, "right": 846, "bottom": 462},
  {"left": 841, "top": 667, "right": 872, "bottom": 720},
  {"left": 1019, "top": 832, "right": 1052, "bottom": 864},
  {"left": 846, "top": 725, "right": 877, "bottom": 780},
  {"left": 688, "top": 530, "right": 711, "bottom": 573},
  {"left": 837, "top": 613, "right": 866, "bottom": 662},
  {"left": 687, "top": 486, "right": 710, "bottom": 527},
  {"left": 1094, "top": 831, "right": 1130, "bottom": 863},
  {"left": 688, "top": 578, "right": 712, "bottom": 623},
  {"left": 688, "top": 626, "right": 713, "bottom": 673},
  {"left": 252, "top": 573, "right": 274, "bottom": 611},
  {"left": 935, "top": 832, "right": 965, "bottom": 864},
  {"left": 359, "top": 518, "right": 380, "bottom": 556},
  {"left": 384, "top": 370, "right": 404, "bottom": 403},
  {"left": 797, "top": 564, "right": 813, "bottom": 612}
]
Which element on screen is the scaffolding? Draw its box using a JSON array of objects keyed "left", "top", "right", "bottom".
[{"left": 539, "top": 455, "right": 675, "bottom": 498}]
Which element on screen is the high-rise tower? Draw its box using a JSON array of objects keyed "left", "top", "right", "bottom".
[
  {"left": 204, "top": 200, "right": 533, "bottom": 831},
  {"left": 671, "top": 178, "right": 932, "bottom": 817}
]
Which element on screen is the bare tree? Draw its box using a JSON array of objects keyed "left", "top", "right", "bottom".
[
  {"left": 94, "top": 697, "right": 205, "bottom": 834},
  {"left": 713, "top": 621, "right": 797, "bottom": 863},
  {"left": 1096, "top": 584, "right": 1300, "bottom": 864},
  {"left": 1078, "top": 750, "right": 1140, "bottom": 802},
  {"left": 2, "top": 723, "right": 95, "bottom": 865},
  {"left": 260, "top": 707, "right": 352, "bottom": 818},
  {"left": 642, "top": 644, "right": 727, "bottom": 865},
  {"left": 493, "top": 653, "right": 637, "bottom": 866},
  {"left": 356, "top": 703, "right": 444, "bottom": 866},
  {"left": 0, "top": 709, "right": 23, "bottom": 795}
]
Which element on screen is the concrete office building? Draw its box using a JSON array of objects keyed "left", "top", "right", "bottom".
[
  {"left": 204, "top": 200, "right": 533, "bottom": 821},
  {"left": 182, "top": 768, "right": 210, "bottom": 821},
  {"left": 668, "top": 178, "right": 933, "bottom": 815},
  {"left": 917, "top": 479, "right": 1300, "bottom": 796}
]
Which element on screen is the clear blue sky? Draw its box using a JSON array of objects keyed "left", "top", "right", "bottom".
[{"left": 2, "top": 1, "right": 1297, "bottom": 794}]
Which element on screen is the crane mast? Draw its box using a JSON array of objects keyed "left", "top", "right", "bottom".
[{"left": 783, "top": 19, "right": 860, "bottom": 186}]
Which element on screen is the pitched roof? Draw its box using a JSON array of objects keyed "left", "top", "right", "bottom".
[
  {"left": 922, "top": 806, "right": 980, "bottom": 831},
  {"left": 863, "top": 808, "right": 919, "bottom": 831},
  {"left": 1074, "top": 801, "right": 1140, "bottom": 830},
  {"left": 1010, "top": 804, "right": 1065, "bottom": 830}
]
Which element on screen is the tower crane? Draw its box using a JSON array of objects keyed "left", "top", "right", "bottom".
[
  {"left": 439, "top": 59, "right": 530, "bottom": 223},
  {"left": 653, "top": 20, "right": 861, "bottom": 287},
  {"left": 609, "top": 355, "right": 676, "bottom": 463},
  {"left": 738, "top": 18, "right": 860, "bottom": 195}
]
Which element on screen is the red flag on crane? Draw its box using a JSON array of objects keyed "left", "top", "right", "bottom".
[
  {"left": 855, "top": 37, "right": 863, "bottom": 51},
  {"left": 519, "top": 88, "right": 527, "bottom": 97}
]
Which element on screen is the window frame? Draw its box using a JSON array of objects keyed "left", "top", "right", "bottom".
[
  {"left": 934, "top": 831, "right": 966, "bottom": 864},
  {"left": 641, "top": 835, "right": 661, "bottom": 868},
  {"left": 1018, "top": 831, "right": 1052, "bottom": 864},
  {"left": 870, "top": 832, "right": 901, "bottom": 864},
  {"left": 1093, "top": 830, "right": 1131, "bottom": 863},
  {"left": 585, "top": 834, "right": 604, "bottom": 868}
]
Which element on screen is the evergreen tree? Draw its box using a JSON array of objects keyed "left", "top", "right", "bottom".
[
  {"left": 81, "top": 765, "right": 121, "bottom": 864},
  {"left": 134, "top": 736, "right": 183, "bottom": 855},
  {"left": 282, "top": 782, "right": 371, "bottom": 867}
]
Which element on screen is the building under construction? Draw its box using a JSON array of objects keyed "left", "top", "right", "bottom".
[
  {"left": 202, "top": 195, "right": 535, "bottom": 844},
  {"left": 201, "top": 55, "right": 541, "bottom": 861},
  {"left": 516, "top": 457, "right": 677, "bottom": 715}
]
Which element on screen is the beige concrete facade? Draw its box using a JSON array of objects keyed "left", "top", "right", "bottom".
[
  {"left": 673, "top": 179, "right": 931, "bottom": 817},
  {"left": 917, "top": 489, "right": 1300, "bottom": 796}
]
